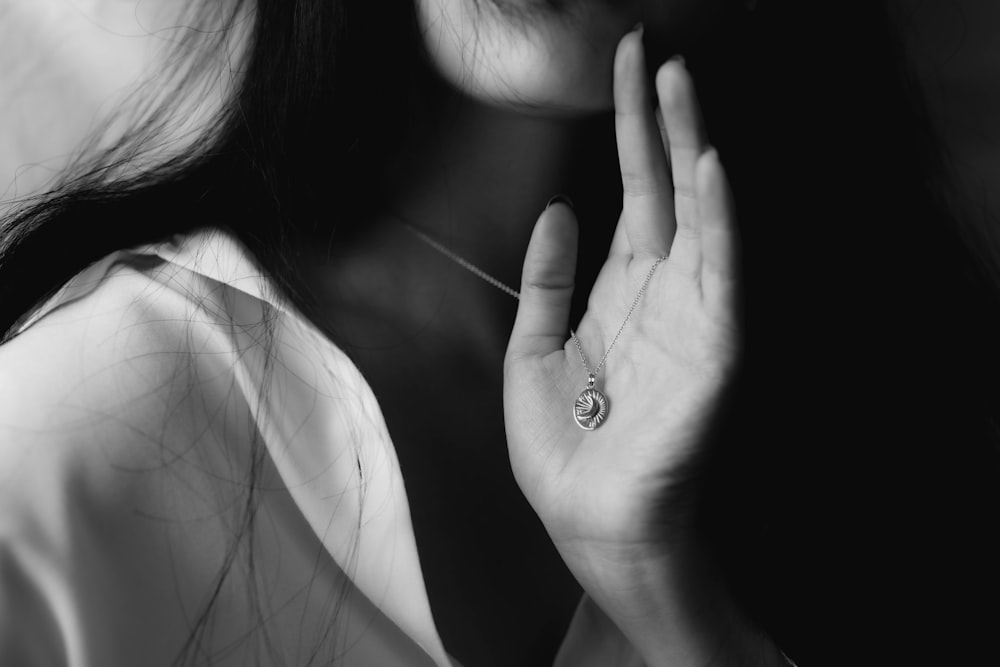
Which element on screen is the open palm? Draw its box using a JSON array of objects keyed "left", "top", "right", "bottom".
[{"left": 504, "top": 29, "right": 740, "bottom": 607}]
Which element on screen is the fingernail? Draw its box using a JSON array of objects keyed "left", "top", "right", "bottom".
[
  {"left": 545, "top": 194, "right": 575, "bottom": 211},
  {"left": 670, "top": 54, "right": 686, "bottom": 68},
  {"left": 632, "top": 22, "right": 644, "bottom": 37}
]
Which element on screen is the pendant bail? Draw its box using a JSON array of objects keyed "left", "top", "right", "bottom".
[{"left": 587, "top": 373, "right": 596, "bottom": 389}]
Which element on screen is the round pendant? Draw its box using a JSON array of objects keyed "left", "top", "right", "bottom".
[{"left": 574, "top": 387, "right": 609, "bottom": 430}]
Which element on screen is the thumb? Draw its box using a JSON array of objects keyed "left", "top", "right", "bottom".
[{"left": 507, "top": 197, "right": 579, "bottom": 360}]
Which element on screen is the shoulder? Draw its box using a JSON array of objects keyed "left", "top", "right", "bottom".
[
  {"left": 0, "top": 237, "right": 417, "bottom": 665},
  {"left": 0, "top": 248, "right": 273, "bottom": 664},
  {"left": 0, "top": 228, "right": 380, "bottom": 514},
  {"left": 0, "top": 254, "right": 241, "bottom": 470},
  {"left": 0, "top": 228, "right": 380, "bottom": 528},
  {"left": 0, "top": 228, "right": 288, "bottom": 446},
  {"left": 0, "top": 244, "right": 278, "bottom": 539}
]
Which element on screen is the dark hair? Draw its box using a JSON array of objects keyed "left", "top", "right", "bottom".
[
  {"left": 0, "top": 0, "right": 424, "bottom": 339},
  {"left": 0, "top": 2, "right": 424, "bottom": 663},
  {"left": 2, "top": 1, "right": 999, "bottom": 665}
]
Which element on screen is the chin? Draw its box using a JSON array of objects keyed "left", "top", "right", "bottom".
[
  {"left": 416, "top": 0, "right": 727, "bottom": 115},
  {"left": 418, "top": 0, "right": 633, "bottom": 116},
  {"left": 453, "top": 50, "right": 618, "bottom": 116}
]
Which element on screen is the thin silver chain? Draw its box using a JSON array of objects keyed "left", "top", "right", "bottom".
[
  {"left": 401, "top": 219, "right": 666, "bottom": 381},
  {"left": 570, "top": 255, "right": 666, "bottom": 380},
  {"left": 402, "top": 223, "right": 522, "bottom": 300}
]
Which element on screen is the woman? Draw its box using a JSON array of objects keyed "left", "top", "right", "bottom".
[{"left": 1, "top": 1, "right": 997, "bottom": 665}]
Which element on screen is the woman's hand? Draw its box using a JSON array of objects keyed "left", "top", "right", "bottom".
[{"left": 504, "top": 28, "right": 755, "bottom": 666}]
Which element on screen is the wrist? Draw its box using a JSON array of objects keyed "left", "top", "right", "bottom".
[{"left": 562, "top": 540, "right": 787, "bottom": 667}]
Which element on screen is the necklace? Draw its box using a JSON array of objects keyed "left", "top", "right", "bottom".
[
  {"left": 400, "top": 219, "right": 665, "bottom": 431},
  {"left": 568, "top": 255, "right": 665, "bottom": 430}
]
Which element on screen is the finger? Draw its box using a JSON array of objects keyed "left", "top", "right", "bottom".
[
  {"left": 655, "top": 106, "right": 670, "bottom": 158},
  {"left": 697, "top": 149, "right": 738, "bottom": 311},
  {"left": 608, "top": 215, "right": 631, "bottom": 257},
  {"left": 656, "top": 57, "right": 708, "bottom": 277},
  {"left": 656, "top": 57, "right": 708, "bottom": 217},
  {"left": 507, "top": 200, "right": 578, "bottom": 360},
  {"left": 614, "top": 26, "right": 674, "bottom": 257}
]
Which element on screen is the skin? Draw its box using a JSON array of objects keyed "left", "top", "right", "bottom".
[
  {"left": 0, "top": 3, "right": 987, "bottom": 665},
  {"left": 504, "top": 31, "right": 750, "bottom": 664},
  {"left": 415, "top": 0, "right": 729, "bottom": 113},
  {"left": 308, "top": 1, "right": 786, "bottom": 664}
]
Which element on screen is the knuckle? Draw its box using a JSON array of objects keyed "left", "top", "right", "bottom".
[
  {"left": 621, "top": 172, "right": 665, "bottom": 198},
  {"left": 673, "top": 219, "right": 700, "bottom": 240},
  {"left": 521, "top": 264, "right": 574, "bottom": 292},
  {"left": 614, "top": 107, "right": 644, "bottom": 122},
  {"left": 672, "top": 183, "right": 697, "bottom": 201}
]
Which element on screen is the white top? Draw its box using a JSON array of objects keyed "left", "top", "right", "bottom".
[{"left": 0, "top": 230, "right": 640, "bottom": 666}]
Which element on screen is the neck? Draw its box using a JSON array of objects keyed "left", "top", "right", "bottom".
[
  {"left": 310, "top": 75, "right": 618, "bottom": 357},
  {"left": 381, "top": 79, "right": 609, "bottom": 287}
]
